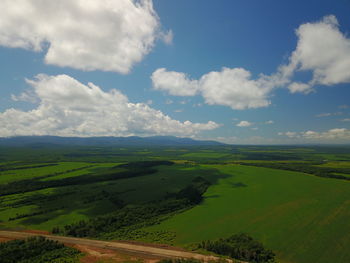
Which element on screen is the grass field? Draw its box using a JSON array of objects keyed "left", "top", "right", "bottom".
[
  {"left": 0, "top": 145, "right": 350, "bottom": 263},
  {"left": 145, "top": 164, "right": 350, "bottom": 263},
  {"left": 0, "top": 163, "right": 222, "bottom": 231},
  {"left": 0, "top": 162, "right": 92, "bottom": 184}
]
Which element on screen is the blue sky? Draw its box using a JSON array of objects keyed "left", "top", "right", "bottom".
[{"left": 0, "top": 0, "right": 349, "bottom": 144}]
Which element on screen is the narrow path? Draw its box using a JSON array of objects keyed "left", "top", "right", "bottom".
[{"left": 0, "top": 231, "right": 232, "bottom": 262}]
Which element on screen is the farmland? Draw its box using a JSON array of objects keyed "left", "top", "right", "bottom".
[
  {"left": 0, "top": 144, "right": 350, "bottom": 263},
  {"left": 146, "top": 165, "right": 350, "bottom": 263}
]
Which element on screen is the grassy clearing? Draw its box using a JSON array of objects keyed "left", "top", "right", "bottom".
[
  {"left": 1, "top": 145, "right": 350, "bottom": 263},
  {"left": 40, "top": 162, "right": 119, "bottom": 181},
  {"left": 0, "top": 163, "right": 221, "bottom": 231},
  {"left": 0, "top": 162, "right": 91, "bottom": 184},
  {"left": 315, "top": 161, "right": 350, "bottom": 168},
  {"left": 145, "top": 164, "right": 350, "bottom": 263},
  {"left": 181, "top": 152, "right": 230, "bottom": 159}
]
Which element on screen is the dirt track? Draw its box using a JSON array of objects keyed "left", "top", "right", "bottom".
[{"left": 0, "top": 231, "right": 231, "bottom": 262}]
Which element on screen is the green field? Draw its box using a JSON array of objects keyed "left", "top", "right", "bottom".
[
  {"left": 145, "top": 164, "right": 350, "bottom": 263},
  {"left": 0, "top": 145, "right": 350, "bottom": 263},
  {"left": 0, "top": 162, "right": 220, "bottom": 231}
]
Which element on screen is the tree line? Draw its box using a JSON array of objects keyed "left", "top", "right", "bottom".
[
  {"left": 52, "top": 176, "right": 210, "bottom": 238},
  {"left": 0, "top": 236, "right": 81, "bottom": 263},
  {"left": 198, "top": 233, "right": 275, "bottom": 263},
  {"left": 240, "top": 162, "right": 350, "bottom": 180},
  {"left": 0, "top": 160, "right": 174, "bottom": 196}
]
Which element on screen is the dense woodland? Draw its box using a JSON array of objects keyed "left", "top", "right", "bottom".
[
  {"left": 1, "top": 145, "right": 349, "bottom": 263},
  {"left": 0, "top": 236, "right": 81, "bottom": 263},
  {"left": 240, "top": 162, "right": 350, "bottom": 180},
  {"left": 0, "top": 161, "right": 174, "bottom": 196},
  {"left": 53, "top": 176, "right": 211, "bottom": 238},
  {"left": 198, "top": 233, "right": 275, "bottom": 263},
  {"left": 159, "top": 260, "right": 215, "bottom": 263}
]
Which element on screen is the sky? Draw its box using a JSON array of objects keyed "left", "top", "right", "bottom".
[{"left": 0, "top": 0, "right": 350, "bottom": 144}]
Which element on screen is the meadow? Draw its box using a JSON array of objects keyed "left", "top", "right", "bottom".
[
  {"left": 145, "top": 164, "right": 350, "bottom": 263},
  {"left": 0, "top": 144, "right": 349, "bottom": 263}
]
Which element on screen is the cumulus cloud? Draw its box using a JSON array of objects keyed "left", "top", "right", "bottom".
[
  {"left": 151, "top": 68, "right": 199, "bottom": 96},
  {"left": 152, "top": 15, "right": 350, "bottom": 108},
  {"left": 11, "top": 90, "right": 38, "bottom": 103},
  {"left": 0, "top": 74, "right": 219, "bottom": 137},
  {"left": 265, "top": 120, "right": 274, "bottom": 124},
  {"left": 0, "top": 0, "right": 166, "bottom": 73},
  {"left": 200, "top": 68, "right": 271, "bottom": 109},
  {"left": 278, "top": 131, "right": 298, "bottom": 138},
  {"left": 236, "top": 121, "right": 253, "bottom": 127},
  {"left": 285, "top": 15, "right": 350, "bottom": 92},
  {"left": 152, "top": 67, "right": 272, "bottom": 110},
  {"left": 287, "top": 82, "right": 313, "bottom": 94},
  {"left": 302, "top": 128, "right": 350, "bottom": 140},
  {"left": 278, "top": 128, "right": 350, "bottom": 142}
]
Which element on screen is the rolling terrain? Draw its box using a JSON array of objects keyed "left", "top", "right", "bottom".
[{"left": 0, "top": 139, "right": 349, "bottom": 263}]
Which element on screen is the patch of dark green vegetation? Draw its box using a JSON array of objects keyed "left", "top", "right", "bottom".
[
  {"left": 8, "top": 207, "right": 65, "bottom": 221},
  {"left": 0, "top": 163, "right": 58, "bottom": 172},
  {"left": 1, "top": 144, "right": 350, "bottom": 263},
  {"left": 198, "top": 233, "right": 276, "bottom": 263},
  {"left": 158, "top": 260, "right": 216, "bottom": 263},
  {"left": 0, "top": 236, "right": 81, "bottom": 263},
  {"left": 53, "top": 177, "right": 210, "bottom": 239},
  {"left": 117, "top": 160, "right": 174, "bottom": 169},
  {"left": 1, "top": 144, "right": 350, "bottom": 164},
  {"left": 240, "top": 161, "right": 350, "bottom": 180},
  {"left": 0, "top": 161, "right": 174, "bottom": 196}
]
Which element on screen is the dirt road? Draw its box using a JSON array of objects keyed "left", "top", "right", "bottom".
[{"left": 0, "top": 231, "right": 231, "bottom": 262}]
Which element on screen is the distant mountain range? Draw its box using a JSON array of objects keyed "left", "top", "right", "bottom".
[{"left": 0, "top": 136, "right": 224, "bottom": 147}]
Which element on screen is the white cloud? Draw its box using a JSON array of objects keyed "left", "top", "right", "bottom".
[
  {"left": 236, "top": 121, "right": 253, "bottom": 127},
  {"left": 152, "top": 67, "right": 272, "bottom": 110},
  {"left": 316, "top": 113, "right": 332, "bottom": 117},
  {"left": 341, "top": 118, "right": 350, "bottom": 122},
  {"left": 0, "top": 74, "right": 219, "bottom": 137},
  {"left": 265, "top": 120, "right": 274, "bottom": 124},
  {"left": 302, "top": 128, "right": 350, "bottom": 140},
  {"left": 285, "top": 15, "right": 350, "bottom": 91},
  {"left": 278, "top": 131, "right": 298, "bottom": 138},
  {"left": 11, "top": 90, "right": 38, "bottom": 103},
  {"left": 0, "top": 0, "right": 165, "bottom": 74},
  {"left": 214, "top": 136, "right": 238, "bottom": 144},
  {"left": 279, "top": 128, "right": 350, "bottom": 142},
  {"left": 287, "top": 82, "right": 313, "bottom": 94},
  {"left": 316, "top": 112, "right": 343, "bottom": 117},
  {"left": 199, "top": 68, "right": 271, "bottom": 109},
  {"left": 159, "top": 29, "right": 174, "bottom": 45},
  {"left": 151, "top": 68, "right": 199, "bottom": 96},
  {"left": 152, "top": 15, "right": 350, "bottom": 107}
]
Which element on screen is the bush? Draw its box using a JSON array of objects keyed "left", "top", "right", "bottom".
[
  {"left": 198, "top": 233, "right": 275, "bottom": 263},
  {"left": 0, "top": 236, "right": 81, "bottom": 263}
]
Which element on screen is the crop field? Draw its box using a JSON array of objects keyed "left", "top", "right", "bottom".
[
  {"left": 0, "top": 161, "right": 221, "bottom": 231},
  {"left": 0, "top": 144, "right": 349, "bottom": 263},
  {"left": 145, "top": 164, "right": 350, "bottom": 263}
]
